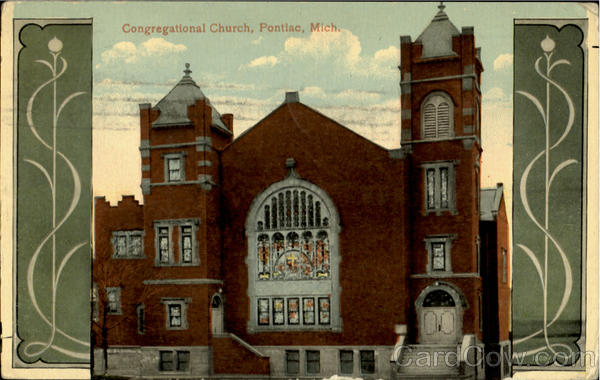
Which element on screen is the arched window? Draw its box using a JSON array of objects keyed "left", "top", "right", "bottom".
[
  {"left": 246, "top": 175, "right": 340, "bottom": 332},
  {"left": 421, "top": 92, "right": 454, "bottom": 139}
]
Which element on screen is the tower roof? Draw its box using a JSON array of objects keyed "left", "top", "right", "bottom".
[
  {"left": 152, "top": 63, "right": 229, "bottom": 133},
  {"left": 416, "top": 3, "right": 460, "bottom": 58}
]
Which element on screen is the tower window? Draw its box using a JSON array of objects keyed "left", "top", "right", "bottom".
[
  {"left": 424, "top": 235, "right": 457, "bottom": 274},
  {"left": 421, "top": 92, "right": 454, "bottom": 139},
  {"left": 162, "top": 152, "right": 186, "bottom": 183},
  {"left": 423, "top": 161, "right": 457, "bottom": 214}
]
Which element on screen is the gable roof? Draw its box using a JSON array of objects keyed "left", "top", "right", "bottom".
[
  {"left": 228, "top": 91, "right": 389, "bottom": 153},
  {"left": 480, "top": 184, "right": 504, "bottom": 221}
]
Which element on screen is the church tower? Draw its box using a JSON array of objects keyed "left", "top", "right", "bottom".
[{"left": 399, "top": 4, "right": 484, "bottom": 348}]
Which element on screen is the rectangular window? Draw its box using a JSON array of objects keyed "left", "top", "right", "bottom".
[
  {"left": 360, "top": 350, "right": 375, "bottom": 374},
  {"left": 106, "top": 287, "right": 121, "bottom": 314},
  {"left": 168, "top": 157, "right": 182, "bottom": 182},
  {"left": 432, "top": 242, "right": 446, "bottom": 271},
  {"left": 303, "top": 297, "right": 315, "bottom": 325},
  {"left": 159, "top": 351, "right": 174, "bottom": 371},
  {"left": 502, "top": 248, "right": 507, "bottom": 283},
  {"left": 176, "top": 351, "right": 190, "bottom": 371},
  {"left": 181, "top": 226, "right": 193, "bottom": 263},
  {"left": 286, "top": 350, "right": 299, "bottom": 375},
  {"left": 92, "top": 283, "right": 99, "bottom": 322},
  {"left": 159, "top": 351, "right": 189, "bottom": 372},
  {"left": 288, "top": 298, "right": 299, "bottom": 325},
  {"left": 258, "top": 298, "right": 270, "bottom": 325},
  {"left": 130, "top": 234, "right": 142, "bottom": 257},
  {"left": 273, "top": 298, "right": 284, "bottom": 325},
  {"left": 158, "top": 227, "right": 170, "bottom": 263},
  {"left": 117, "top": 235, "right": 127, "bottom": 256},
  {"left": 318, "top": 297, "right": 330, "bottom": 325},
  {"left": 168, "top": 304, "right": 182, "bottom": 327},
  {"left": 424, "top": 163, "right": 455, "bottom": 212},
  {"left": 426, "top": 168, "right": 435, "bottom": 209},
  {"left": 340, "top": 350, "right": 354, "bottom": 375},
  {"left": 306, "top": 350, "right": 320, "bottom": 375},
  {"left": 137, "top": 304, "right": 145, "bottom": 334},
  {"left": 113, "top": 231, "right": 143, "bottom": 258},
  {"left": 440, "top": 167, "right": 448, "bottom": 208},
  {"left": 163, "top": 298, "right": 189, "bottom": 330}
]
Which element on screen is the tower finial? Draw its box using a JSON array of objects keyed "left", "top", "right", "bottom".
[
  {"left": 183, "top": 63, "right": 192, "bottom": 76},
  {"left": 438, "top": 1, "right": 445, "bottom": 12}
]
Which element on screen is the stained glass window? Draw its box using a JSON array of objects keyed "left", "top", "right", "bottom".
[
  {"left": 258, "top": 298, "right": 269, "bottom": 325},
  {"left": 250, "top": 183, "right": 337, "bottom": 330},
  {"left": 159, "top": 227, "right": 169, "bottom": 263},
  {"left": 181, "top": 226, "right": 192, "bottom": 263},
  {"left": 287, "top": 298, "right": 299, "bottom": 325},
  {"left": 169, "top": 304, "right": 182, "bottom": 327},
  {"left": 424, "top": 164, "right": 454, "bottom": 212},
  {"left": 316, "top": 231, "right": 330, "bottom": 278},
  {"left": 432, "top": 242, "right": 445, "bottom": 271},
  {"left": 427, "top": 169, "right": 436, "bottom": 209},
  {"left": 117, "top": 236, "right": 127, "bottom": 256},
  {"left": 273, "top": 298, "right": 284, "bottom": 325},
  {"left": 318, "top": 297, "right": 330, "bottom": 325},
  {"left": 106, "top": 287, "right": 121, "bottom": 314},
  {"left": 113, "top": 231, "right": 143, "bottom": 258},
  {"left": 308, "top": 195, "right": 314, "bottom": 227},
  {"left": 440, "top": 167, "right": 448, "bottom": 208},
  {"left": 258, "top": 234, "right": 270, "bottom": 279},
  {"left": 130, "top": 235, "right": 142, "bottom": 257},
  {"left": 423, "top": 289, "right": 455, "bottom": 307},
  {"left": 303, "top": 297, "right": 315, "bottom": 325},
  {"left": 293, "top": 190, "right": 299, "bottom": 227}
]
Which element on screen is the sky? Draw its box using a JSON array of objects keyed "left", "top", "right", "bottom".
[{"left": 12, "top": 1, "right": 588, "bottom": 207}]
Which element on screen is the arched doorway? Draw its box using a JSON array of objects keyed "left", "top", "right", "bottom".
[
  {"left": 211, "top": 294, "right": 224, "bottom": 335},
  {"left": 416, "top": 283, "right": 465, "bottom": 344}
]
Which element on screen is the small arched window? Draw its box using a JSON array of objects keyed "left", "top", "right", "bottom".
[{"left": 421, "top": 92, "right": 454, "bottom": 139}]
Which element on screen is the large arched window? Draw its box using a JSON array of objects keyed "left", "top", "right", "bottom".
[
  {"left": 421, "top": 92, "right": 454, "bottom": 139},
  {"left": 246, "top": 174, "right": 341, "bottom": 332}
]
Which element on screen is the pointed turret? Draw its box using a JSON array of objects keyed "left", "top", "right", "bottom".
[
  {"left": 416, "top": 3, "right": 460, "bottom": 58},
  {"left": 152, "top": 63, "right": 229, "bottom": 133}
]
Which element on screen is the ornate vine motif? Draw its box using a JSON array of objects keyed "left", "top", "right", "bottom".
[
  {"left": 513, "top": 35, "right": 578, "bottom": 363},
  {"left": 21, "top": 37, "right": 89, "bottom": 361}
]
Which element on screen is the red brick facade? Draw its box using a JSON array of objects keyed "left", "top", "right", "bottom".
[{"left": 93, "top": 7, "right": 510, "bottom": 379}]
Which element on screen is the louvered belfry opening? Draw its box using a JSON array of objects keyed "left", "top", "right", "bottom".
[{"left": 422, "top": 93, "right": 452, "bottom": 139}]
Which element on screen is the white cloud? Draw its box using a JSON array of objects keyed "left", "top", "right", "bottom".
[
  {"left": 302, "top": 86, "right": 327, "bottom": 98},
  {"left": 284, "top": 29, "right": 362, "bottom": 64},
  {"left": 100, "top": 38, "right": 187, "bottom": 64},
  {"left": 335, "top": 89, "right": 381, "bottom": 101},
  {"left": 484, "top": 87, "right": 508, "bottom": 102},
  {"left": 101, "top": 41, "right": 137, "bottom": 64},
  {"left": 251, "top": 36, "right": 263, "bottom": 45},
  {"left": 493, "top": 53, "right": 513, "bottom": 70},
  {"left": 241, "top": 55, "right": 279, "bottom": 69},
  {"left": 243, "top": 29, "right": 399, "bottom": 77}
]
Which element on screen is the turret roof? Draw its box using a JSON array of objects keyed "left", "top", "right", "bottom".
[
  {"left": 416, "top": 3, "right": 460, "bottom": 58},
  {"left": 152, "top": 63, "right": 229, "bottom": 133}
]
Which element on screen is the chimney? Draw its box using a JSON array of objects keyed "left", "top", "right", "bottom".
[{"left": 284, "top": 91, "right": 299, "bottom": 104}]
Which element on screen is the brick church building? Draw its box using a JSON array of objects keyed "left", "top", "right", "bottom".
[{"left": 93, "top": 5, "right": 510, "bottom": 379}]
